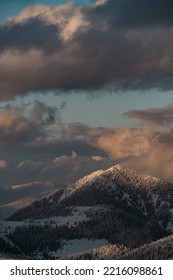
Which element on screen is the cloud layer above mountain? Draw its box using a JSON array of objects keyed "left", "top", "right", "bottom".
[
  {"left": 1, "top": 100, "right": 173, "bottom": 182},
  {"left": 0, "top": 0, "right": 173, "bottom": 99},
  {"left": 51, "top": 104, "right": 173, "bottom": 181}
]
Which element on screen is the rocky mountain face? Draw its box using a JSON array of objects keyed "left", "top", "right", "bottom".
[{"left": 0, "top": 165, "right": 173, "bottom": 259}]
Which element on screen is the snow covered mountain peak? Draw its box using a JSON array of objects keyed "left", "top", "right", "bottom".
[
  {"left": 58, "top": 164, "right": 141, "bottom": 205},
  {"left": 107, "top": 164, "right": 124, "bottom": 172},
  {"left": 6, "top": 164, "right": 173, "bottom": 260},
  {"left": 73, "top": 164, "right": 127, "bottom": 186},
  {"left": 59, "top": 164, "right": 163, "bottom": 202}
]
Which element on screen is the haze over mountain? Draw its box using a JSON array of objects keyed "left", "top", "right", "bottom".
[
  {"left": 0, "top": 180, "right": 60, "bottom": 219},
  {"left": 0, "top": 165, "right": 173, "bottom": 259}
]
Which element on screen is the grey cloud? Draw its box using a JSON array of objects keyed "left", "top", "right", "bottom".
[
  {"left": 2, "top": 27, "right": 171, "bottom": 99},
  {"left": 92, "top": 0, "right": 173, "bottom": 28},
  {"left": 0, "top": 140, "right": 110, "bottom": 189},
  {"left": 56, "top": 122, "right": 152, "bottom": 159},
  {"left": 55, "top": 120, "right": 173, "bottom": 182},
  {"left": 0, "top": 102, "right": 61, "bottom": 145},
  {"left": 0, "top": 18, "right": 60, "bottom": 53},
  {"left": 65, "top": 120, "right": 173, "bottom": 183},
  {"left": 111, "top": 77, "right": 173, "bottom": 92},
  {"left": 57, "top": 122, "right": 89, "bottom": 140},
  {"left": 125, "top": 106, "right": 173, "bottom": 127},
  {"left": 0, "top": 1, "right": 173, "bottom": 99}
]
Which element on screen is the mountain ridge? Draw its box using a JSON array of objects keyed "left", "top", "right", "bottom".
[
  {"left": 8, "top": 164, "right": 173, "bottom": 230},
  {"left": 1, "top": 165, "right": 173, "bottom": 259}
]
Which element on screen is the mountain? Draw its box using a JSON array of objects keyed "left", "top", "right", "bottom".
[
  {"left": 65, "top": 234, "right": 173, "bottom": 260},
  {"left": 64, "top": 234, "right": 173, "bottom": 260},
  {"left": 0, "top": 165, "right": 173, "bottom": 259}
]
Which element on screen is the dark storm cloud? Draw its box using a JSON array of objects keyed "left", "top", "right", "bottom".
[
  {"left": 0, "top": 0, "right": 173, "bottom": 99},
  {"left": 0, "top": 18, "right": 60, "bottom": 52},
  {"left": 110, "top": 77, "right": 173, "bottom": 92},
  {"left": 92, "top": 0, "right": 173, "bottom": 28},
  {"left": 125, "top": 106, "right": 173, "bottom": 127}
]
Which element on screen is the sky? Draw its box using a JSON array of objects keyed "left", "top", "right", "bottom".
[{"left": 1, "top": 0, "right": 173, "bottom": 202}]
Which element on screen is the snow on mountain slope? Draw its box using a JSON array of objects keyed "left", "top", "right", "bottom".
[
  {"left": 2, "top": 165, "right": 172, "bottom": 260},
  {"left": 0, "top": 206, "right": 111, "bottom": 259},
  {"left": 119, "top": 234, "right": 173, "bottom": 260},
  {"left": 0, "top": 206, "right": 91, "bottom": 238},
  {"left": 58, "top": 164, "right": 167, "bottom": 204},
  {"left": 59, "top": 169, "right": 105, "bottom": 201},
  {"left": 57, "top": 165, "right": 149, "bottom": 216},
  {"left": 8, "top": 165, "right": 173, "bottom": 233},
  {"left": 55, "top": 165, "right": 173, "bottom": 226}
]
